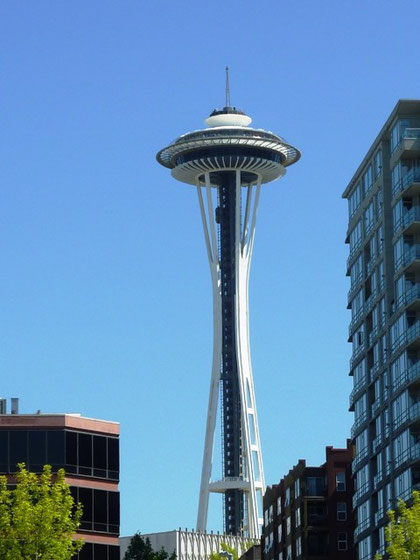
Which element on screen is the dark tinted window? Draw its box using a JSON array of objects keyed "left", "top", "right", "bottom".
[
  {"left": 0, "top": 432, "right": 8, "bottom": 471},
  {"left": 94, "top": 489, "right": 108, "bottom": 527},
  {"left": 79, "top": 542, "right": 93, "bottom": 560},
  {"left": 109, "top": 545, "right": 120, "bottom": 560},
  {"left": 9, "top": 431, "right": 27, "bottom": 468},
  {"left": 308, "top": 533, "right": 327, "bottom": 555},
  {"left": 107, "top": 438, "right": 119, "bottom": 473},
  {"left": 28, "top": 431, "right": 46, "bottom": 470},
  {"left": 47, "top": 431, "right": 65, "bottom": 465},
  {"left": 79, "top": 434, "right": 92, "bottom": 468},
  {"left": 94, "top": 436, "right": 106, "bottom": 469},
  {"left": 79, "top": 487, "right": 93, "bottom": 528},
  {"left": 95, "top": 543, "right": 108, "bottom": 560},
  {"left": 108, "top": 491, "right": 119, "bottom": 527},
  {"left": 66, "top": 431, "right": 77, "bottom": 466},
  {"left": 306, "top": 476, "right": 325, "bottom": 496}
]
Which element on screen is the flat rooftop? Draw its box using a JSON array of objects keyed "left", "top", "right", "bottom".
[{"left": 0, "top": 413, "right": 119, "bottom": 435}]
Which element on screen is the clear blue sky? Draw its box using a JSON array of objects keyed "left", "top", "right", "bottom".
[{"left": 1, "top": 0, "right": 420, "bottom": 536}]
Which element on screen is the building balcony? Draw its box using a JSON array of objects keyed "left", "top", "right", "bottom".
[
  {"left": 375, "top": 544, "right": 386, "bottom": 557},
  {"left": 391, "top": 321, "right": 420, "bottom": 354},
  {"left": 395, "top": 245, "right": 420, "bottom": 275},
  {"left": 350, "top": 344, "right": 366, "bottom": 370},
  {"left": 370, "top": 362, "right": 381, "bottom": 380},
  {"left": 395, "top": 486, "right": 414, "bottom": 502},
  {"left": 394, "top": 443, "right": 420, "bottom": 469},
  {"left": 347, "top": 239, "right": 363, "bottom": 270},
  {"left": 348, "top": 289, "right": 381, "bottom": 340},
  {"left": 391, "top": 128, "right": 420, "bottom": 172},
  {"left": 365, "top": 288, "right": 378, "bottom": 314},
  {"left": 349, "top": 375, "right": 370, "bottom": 410},
  {"left": 393, "top": 168, "right": 420, "bottom": 199},
  {"left": 365, "top": 219, "right": 375, "bottom": 237},
  {"left": 354, "top": 517, "right": 370, "bottom": 538},
  {"left": 395, "top": 284, "right": 420, "bottom": 314},
  {"left": 394, "top": 207, "right": 420, "bottom": 237},
  {"left": 368, "top": 326, "right": 380, "bottom": 348},
  {"left": 348, "top": 307, "right": 365, "bottom": 338},
  {"left": 371, "top": 399, "right": 381, "bottom": 417},
  {"left": 352, "top": 446, "right": 369, "bottom": 473},
  {"left": 392, "top": 361, "right": 420, "bottom": 393},
  {"left": 372, "top": 433, "right": 383, "bottom": 453},
  {"left": 393, "top": 401, "right": 420, "bottom": 431},
  {"left": 347, "top": 273, "right": 364, "bottom": 306},
  {"left": 351, "top": 410, "right": 368, "bottom": 438},
  {"left": 353, "top": 481, "right": 370, "bottom": 508},
  {"left": 373, "top": 472, "right": 383, "bottom": 491},
  {"left": 374, "top": 507, "right": 385, "bottom": 526}
]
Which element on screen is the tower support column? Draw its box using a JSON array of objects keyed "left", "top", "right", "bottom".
[{"left": 196, "top": 170, "right": 265, "bottom": 537}]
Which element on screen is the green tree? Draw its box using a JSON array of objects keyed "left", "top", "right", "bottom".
[
  {"left": 375, "top": 490, "right": 420, "bottom": 559},
  {"left": 0, "top": 463, "right": 83, "bottom": 560},
  {"left": 123, "top": 533, "right": 176, "bottom": 560},
  {"left": 209, "top": 541, "right": 252, "bottom": 560}
]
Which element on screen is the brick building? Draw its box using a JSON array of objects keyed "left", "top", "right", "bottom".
[{"left": 262, "top": 442, "right": 355, "bottom": 560}]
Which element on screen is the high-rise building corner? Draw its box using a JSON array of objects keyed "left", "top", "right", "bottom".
[{"left": 343, "top": 99, "right": 420, "bottom": 559}]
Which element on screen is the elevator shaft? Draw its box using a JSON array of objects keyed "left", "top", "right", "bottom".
[{"left": 218, "top": 172, "right": 243, "bottom": 535}]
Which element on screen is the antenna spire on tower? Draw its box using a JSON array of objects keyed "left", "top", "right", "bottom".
[{"left": 225, "top": 66, "right": 231, "bottom": 107}]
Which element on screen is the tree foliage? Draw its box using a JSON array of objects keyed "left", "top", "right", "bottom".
[
  {"left": 123, "top": 533, "right": 176, "bottom": 560},
  {"left": 375, "top": 490, "right": 420, "bottom": 559},
  {"left": 0, "top": 463, "right": 84, "bottom": 560},
  {"left": 209, "top": 541, "right": 252, "bottom": 560}
]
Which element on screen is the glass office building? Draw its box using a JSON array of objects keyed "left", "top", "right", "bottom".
[
  {"left": 0, "top": 409, "right": 120, "bottom": 560},
  {"left": 343, "top": 100, "right": 420, "bottom": 559}
]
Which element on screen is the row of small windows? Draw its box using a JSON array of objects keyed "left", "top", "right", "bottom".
[
  {"left": 276, "top": 533, "right": 348, "bottom": 558},
  {"left": 78, "top": 544, "right": 119, "bottom": 560},
  {"left": 266, "top": 506, "right": 349, "bottom": 555},
  {"left": 348, "top": 150, "right": 383, "bottom": 219},
  {"left": 70, "top": 487, "right": 119, "bottom": 534},
  {"left": 0, "top": 430, "right": 119, "bottom": 480},
  {"left": 175, "top": 146, "right": 284, "bottom": 167}
]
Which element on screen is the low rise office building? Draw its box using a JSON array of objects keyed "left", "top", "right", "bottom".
[{"left": 0, "top": 400, "right": 120, "bottom": 560}]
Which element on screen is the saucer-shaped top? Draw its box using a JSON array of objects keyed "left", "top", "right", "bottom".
[{"left": 205, "top": 107, "right": 252, "bottom": 128}]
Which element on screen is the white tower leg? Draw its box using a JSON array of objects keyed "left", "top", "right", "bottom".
[{"left": 196, "top": 170, "right": 265, "bottom": 538}]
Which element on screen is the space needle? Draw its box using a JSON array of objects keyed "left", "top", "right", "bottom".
[{"left": 157, "top": 70, "right": 300, "bottom": 537}]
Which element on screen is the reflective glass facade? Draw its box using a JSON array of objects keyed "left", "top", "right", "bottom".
[
  {"left": 344, "top": 100, "right": 420, "bottom": 559},
  {"left": 0, "top": 414, "right": 120, "bottom": 560},
  {"left": 0, "top": 429, "right": 119, "bottom": 480}
]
